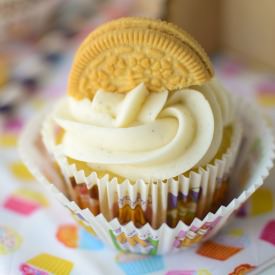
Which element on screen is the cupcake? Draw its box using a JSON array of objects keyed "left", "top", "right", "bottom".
[
  {"left": 42, "top": 17, "right": 242, "bottom": 229},
  {"left": 20, "top": 17, "right": 274, "bottom": 255}
]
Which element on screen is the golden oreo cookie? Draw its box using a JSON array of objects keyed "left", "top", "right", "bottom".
[
  {"left": 69, "top": 17, "right": 214, "bottom": 100},
  {"left": 78, "top": 17, "right": 213, "bottom": 76}
]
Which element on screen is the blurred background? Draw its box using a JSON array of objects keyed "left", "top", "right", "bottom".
[
  {"left": 0, "top": 0, "right": 275, "bottom": 139},
  {"left": 1, "top": 2, "right": 275, "bottom": 273}
]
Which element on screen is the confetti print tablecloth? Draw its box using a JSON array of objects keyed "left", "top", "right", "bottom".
[{"left": 1, "top": 55, "right": 275, "bottom": 275}]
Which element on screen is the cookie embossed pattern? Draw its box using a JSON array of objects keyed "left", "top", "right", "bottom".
[{"left": 69, "top": 17, "right": 213, "bottom": 98}]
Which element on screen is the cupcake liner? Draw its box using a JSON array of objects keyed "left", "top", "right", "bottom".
[
  {"left": 42, "top": 106, "right": 242, "bottom": 229},
  {"left": 19, "top": 97, "right": 275, "bottom": 255}
]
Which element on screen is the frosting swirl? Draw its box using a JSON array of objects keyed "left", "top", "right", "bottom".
[{"left": 50, "top": 79, "right": 233, "bottom": 182}]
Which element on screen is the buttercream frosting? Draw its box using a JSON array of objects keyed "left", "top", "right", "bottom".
[{"left": 48, "top": 79, "right": 233, "bottom": 182}]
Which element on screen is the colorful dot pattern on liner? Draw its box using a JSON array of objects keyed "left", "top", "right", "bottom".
[
  {"left": 173, "top": 218, "right": 221, "bottom": 249},
  {"left": 110, "top": 227, "right": 159, "bottom": 255}
]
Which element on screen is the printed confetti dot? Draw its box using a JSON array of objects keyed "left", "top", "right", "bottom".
[
  {"left": 0, "top": 225, "right": 22, "bottom": 255},
  {"left": 3, "top": 188, "right": 48, "bottom": 216},
  {"left": 14, "top": 189, "right": 48, "bottom": 206},
  {"left": 217, "top": 57, "right": 244, "bottom": 77},
  {"left": 260, "top": 220, "right": 275, "bottom": 246},
  {"left": 78, "top": 227, "right": 103, "bottom": 250},
  {"left": 116, "top": 252, "right": 164, "bottom": 275},
  {"left": 4, "top": 117, "right": 24, "bottom": 132},
  {"left": 250, "top": 188, "right": 273, "bottom": 216},
  {"left": 229, "top": 263, "right": 255, "bottom": 275},
  {"left": 20, "top": 253, "right": 73, "bottom": 275},
  {"left": 10, "top": 161, "right": 34, "bottom": 181},
  {"left": 0, "top": 133, "right": 17, "bottom": 148},
  {"left": 4, "top": 196, "right": 40, "bottom": 216},
  {"left": 56, "top": 224, "right": 78, "bottom": 248},
  {"left": 256, "top": 94, "right": 275, "bottom": 107},
  {"left": 235, "top": 203, "right": 247, "bottom": 218},
  {"left": 56, "top": 224, "right": 104, "bottom": 250},
  {"left": 256, "top": 81, "right": 275, "bottom": 107},
  {"left": 196, "top": 241, "right": 242, "bottom": 261}
]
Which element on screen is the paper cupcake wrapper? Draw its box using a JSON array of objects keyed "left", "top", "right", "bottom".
[
  {"left": 42, "top": 107, "right": 242, "bottom": 229},
  {"left": 19, "top": 97, "right": 275, "bottom": 255}
]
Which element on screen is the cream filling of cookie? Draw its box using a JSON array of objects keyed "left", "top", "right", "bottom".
[{"left": 51, "top": 78, "right": 234, "bottom": 182}]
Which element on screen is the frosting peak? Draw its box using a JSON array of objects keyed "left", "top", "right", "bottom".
[{"left": 51, "top": 82, "right": 227, "bottom": 182}]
